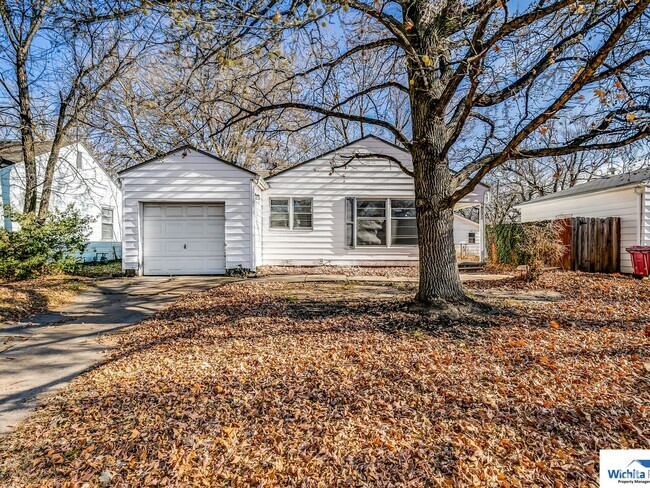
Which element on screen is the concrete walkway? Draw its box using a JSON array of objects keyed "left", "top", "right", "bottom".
[{"left": 0, "top": 276, "right": 237, "bottom": 434}]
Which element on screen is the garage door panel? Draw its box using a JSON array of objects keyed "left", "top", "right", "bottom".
[
  {"left": 143, "top": 203, "right": 225, "bottom": 275},
  {"left": 163, "top": 206, "right": 184, "bottom": 217},
  {"left": 143, "top": 205, "right": 162, "bottom": 217},
  {"left": 206, "top": 205, "right": 225, "bottom": 217}
]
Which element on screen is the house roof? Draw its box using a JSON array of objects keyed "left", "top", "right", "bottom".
[
  {"left": 0, "top": 140, "right": 55, "bottom": 167},
  {"left": 517, "top": 167, "right": 650, "bottom": 207},
  {"left": 117, "top": 145, "right": 258, "bottom": 176},
  {"left": 453, "top": 213, "right": 480, "bottom": 227}
]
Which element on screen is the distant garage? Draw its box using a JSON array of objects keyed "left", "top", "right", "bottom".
[{"left": 118, "top": 146, "right": 265, "bottom": 276}]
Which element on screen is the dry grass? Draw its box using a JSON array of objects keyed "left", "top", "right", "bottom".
[
  {"left": 0, "top": 272, "right": 648, "bottom": 486},
  {"left": 257, "top": 265, "right": 422, "bottom": 278},
  {"left": 0, "top": 261, "right": 121, "bottom": 323},
  {"left": 0, "top": 277, "right": 93, "bottom": 323}
]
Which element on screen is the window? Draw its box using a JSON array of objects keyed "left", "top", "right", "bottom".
[
  {"left": 293, "top": 198, "right": 312, "bottom": 229},
  {"left": 76, "top": 151, "right": 83, "bottom": 170},
  {"left": 270, "top": 198, "right": 312, "bottom": 230},
  {"left": 346, "top": 198, "right": 418, "bottom": 247},
  {"left": 270, "top": 198, "right": 290, "bottom": 228},
  {"left": 356, "top": 200, "right": 386, "bottom": 246},
  {"left": 345, "top": 198, "right": 355, "bottom": 247},
  {"left": 468, "top": 231, "right": 476, "bottom": 244},
  {"left": 390, "top": 200, "right": 417, "bottom": 246},
  {"left": 101, "top": 207, "right": 114, "bottom": 240}
]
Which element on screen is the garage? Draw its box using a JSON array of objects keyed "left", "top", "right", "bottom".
[
  {"left": 143, "top": 203, "right": 226, "bottom": 275},
  {"left": 119, "top": 146, "right": 262, "bottom": 275}
]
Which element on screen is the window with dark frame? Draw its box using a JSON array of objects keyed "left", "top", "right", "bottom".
[
  {"left": 347, "top": 198, "right": 417, "bottom": 247},
  {"left": 101, "top": 207, "right": 114, "bottom": 240},
  {"left": 468, "top": 231, "right": 476, "bottom": 244}
]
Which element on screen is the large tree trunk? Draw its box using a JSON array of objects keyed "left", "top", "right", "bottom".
[
  {"left": 16, "top": 51, "right": 38, "bottom": 214},
  {"left": 412, "top": 146, "right": 466, "bottom": 304}
]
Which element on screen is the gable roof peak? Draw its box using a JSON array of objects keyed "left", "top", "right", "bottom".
[{"left": 117, "top": 144, "right": 257, "bottom": 176}]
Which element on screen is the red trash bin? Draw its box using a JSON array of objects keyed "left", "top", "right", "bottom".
[{"left": 626, "top": 246, "right": 650, "bottom": 278}]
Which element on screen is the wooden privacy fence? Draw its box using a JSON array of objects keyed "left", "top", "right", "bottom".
[{"left": 558, "top": 217, "right": 621, "bottom": 273}]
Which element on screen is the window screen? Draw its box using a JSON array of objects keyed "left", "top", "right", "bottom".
[
  {"left": 390, "top": 200, "right": 417, "bottom": 246},
  {"left": 293, "top": 198, "right": 312, "bottom": 229},
  {"left": 356, "top": 200, "right": 386, "bottom": 246},
  {"left": 270, "top": 198, "right": 290, "bottom": 228}
]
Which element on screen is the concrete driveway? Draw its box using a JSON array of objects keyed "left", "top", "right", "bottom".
[{"left": 0, "top": 276, "right": 236, "bottom": 434}]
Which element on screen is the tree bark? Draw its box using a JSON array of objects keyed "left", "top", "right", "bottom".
[
  {"left": 412, "top": 145, "right": 466, "bottom": 304},
  {"left": 16, "top": 50, "right": 38, "bottom": 214},
  {"left": 38, "top": 140, "right": 64, "bottom": 218}
]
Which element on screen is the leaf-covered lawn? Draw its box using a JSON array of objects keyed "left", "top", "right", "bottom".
[
  {"left": 0, "top": 272, "right": 648, "bottom": 486},
  {"left": 0, "top": 261, "right": 121, "bottom": 323},
  {"left": 0, "top": 277, "right": 92, "bottom": 323}
]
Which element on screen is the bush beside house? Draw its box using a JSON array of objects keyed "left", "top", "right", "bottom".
[{"left": 0, "top": 207, "right": 92, "bottom": 280}]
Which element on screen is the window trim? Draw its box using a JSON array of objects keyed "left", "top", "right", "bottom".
[
  {"left": 348, "top": 197, "right": 418, "bottom": 248},
  {"left": 269, "top": 197, "right": 313, "bottom": 231},
  {"left": 101, "top": 206, "right": 114, "bottom": 241},
  {"left": 468, "top": 231, "right": 477, "bottom": 244}
]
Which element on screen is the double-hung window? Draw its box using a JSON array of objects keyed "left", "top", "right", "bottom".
[
  {"left": 270, "top": 198, "right": 313, "bottom": 230},
  {"left": 390, "top": 200, "right": 417, "bottom": 246},
  {"left": 346, "top": 198, "right": 417, "bottom": 247},
  {"left": 101, "top": 207, "right": 114, "bottom": 240}
]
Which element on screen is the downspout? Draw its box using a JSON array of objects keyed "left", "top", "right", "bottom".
[
  {"left": 635, "top": 185, "right": 644, "bottom": 245},
  {"left": 478, "top": 203, "right": 486, "bottom": 262}
]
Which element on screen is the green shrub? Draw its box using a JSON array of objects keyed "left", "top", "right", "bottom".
[{"left": 0, "top": 206, "right": 92, "bottom": 280}]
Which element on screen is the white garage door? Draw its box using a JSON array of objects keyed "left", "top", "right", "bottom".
[{"left": 143, "top": 203, "right": 225, "bottom": 275}]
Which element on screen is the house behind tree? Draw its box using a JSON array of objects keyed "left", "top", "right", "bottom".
[
  {"left": 118, "top": 136, "right": 488, "bottom": 275},
  {"left": 0, "top": 141, "right": 122, "bottom": 262}
]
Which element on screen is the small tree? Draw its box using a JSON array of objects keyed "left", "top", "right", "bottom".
[{"left": 517, "top": 221, "right": 566, "bottom": 282}]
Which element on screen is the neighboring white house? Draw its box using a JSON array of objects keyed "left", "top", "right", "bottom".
[
  {"left": 453, "top": 214, "right": 480, "bottom": 258},
  {"left": 517, "top": 168, "right": 650, "bottom": 274},
  {"left": 0, "top": 141, "right": 122, "bottom": 262},
  {"left": 118, "top": 136, "right": 488, "bottom": 275}
]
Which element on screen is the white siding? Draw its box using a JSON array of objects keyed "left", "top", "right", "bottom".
[
  {"left": 453, "top": 215, "right": 480, "bottom": 257},
  {"left": 0, "top": 143, "right": 122, "bottom": 261},
  {"left": 519, "top": 186, "right": 641, "bottom": 273},
  {"left": 120, "top": 149, "right": 256, "bottom": 274},
  {"left": 261, "top": 137, "right": 487, "bottom": 266}
]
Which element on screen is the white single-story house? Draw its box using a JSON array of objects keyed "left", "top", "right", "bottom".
[
  {"left": 118, "top": 136, "right": 488, "bottom": 275},
  {"left": 517, "top": 168, "right": 650, "bottom": 274},
  {"left": 0, "top": 141, "right": 122, "bottom": 262},
  {"left": 453, "top": 214, "right": 480, "bottom": 258}
]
